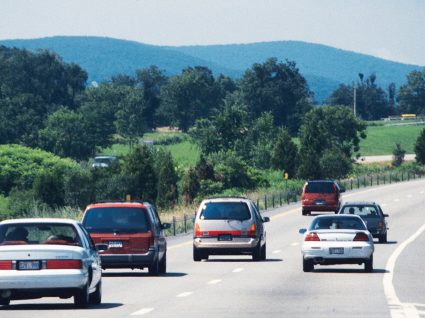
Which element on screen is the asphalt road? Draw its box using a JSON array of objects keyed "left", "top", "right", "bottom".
[{"left": 2, "top": 179, "right": 425, "bottom": 318}]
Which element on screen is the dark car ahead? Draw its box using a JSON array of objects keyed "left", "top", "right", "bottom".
[
  {"left": 338, "top": 201, "right": 389, "bottom": 243},
  {"left": 82, "top": 201, "right": 170, "bottom": 275},
  {"left": 301, "top": 180, "right": 345, "bottom": 216}
]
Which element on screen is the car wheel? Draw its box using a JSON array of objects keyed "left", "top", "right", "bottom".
[
  {"left": 379, "top": 233, "right": 387, "bottom": 243},
  {"left": 303, "top": 258, "right": 314, "bottom": 272},
  {"left": 74, "top": 281, "right": 90, "bottom": 308},
  {"left": 260, "top": 243, "right": 266, "bottom": 261},
  {"left": 252, "top": 241, "right": 262, "bottom": 261},
  {"left": 89, "top": 280, "right": 102, "bottom": 305},
  {"left": 193, "top": 246, "right": 202, "bottom": 262},
  {"left": 364, "top": 255, "right": 373, "bottom": 272},
  {"left": 159, "top": 252, "right": 167, "bottom": 274},
  {"left": 148, "top": 258, "right": 160, "bottom": 276},
  {"left": 302, "top": 209, "right": 308, "bottom": 216},
  {"left": 0, "top": 298, "right": 10, "bottom": 306}
]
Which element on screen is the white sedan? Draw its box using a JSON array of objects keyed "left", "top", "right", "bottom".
[
  {"left": 0, "top": 218, "right": 106, "bottom": 307},
  {"left": 299, "top": 215, "right": 374, "bottom": 272}
]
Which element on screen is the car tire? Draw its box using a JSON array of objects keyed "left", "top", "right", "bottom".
[
  {"left": 302, "top": 209, "right": 308, "bottom": 216},
  {"left": 379, "top": 233, "right": 387, "bottom": 243},
  {"left": 0, "top": 298, "right": 10, "bottom": 306},
  {"left": 159, "top": 252, "right": 167, "bottom": 274},
  {"left": 303, "top": 258, "right": 314, "bottom": 272},
  {"left": 364, "top": 255, "right": 373, "bottom": 272},
  {"left": 252, "top": 241, "right": 262, "bottom": 261},
  {"left": 148, "top": 258, "right": 160, "bottom": 276},
  {"left": 193, "top": 246, "right": 202, "bottom": 262},
  {"left": 260, "top": 243, "right": 266, "bottom": 261},
  {"left": 74, "top": 281, "right": 90, "bottom": 308},
  {"left": 89, "top": 280, "right": 102, "bottom": 305}
]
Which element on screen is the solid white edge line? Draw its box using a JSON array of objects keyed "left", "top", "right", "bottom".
[
  {"left": 383, "top": 222, "right": 425, "bottom": 318},
  {"left": 131, "top": 308, "right": 155, "bottom": 316}
]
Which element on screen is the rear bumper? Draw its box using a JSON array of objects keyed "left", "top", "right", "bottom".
[
  {"left": 193, "top": 237, "right": 260, "bottom": 254},
  {"left": 100, "top": 248, "right": 156, "bottom": 268},
  {"left": 302, "top": 204, "right": 339, "bottom": 212},
  {"left": 302, "top": 244, "right": 374, "bottom": 264}
]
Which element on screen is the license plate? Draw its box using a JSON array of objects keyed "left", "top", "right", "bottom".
[
  {"left": 315, "top": 200, "right": 325, "bottom": 205},
  {"left": 108, "top": 241, "right": 123, "bottom": 248},
  {"left": 18, "top": 260, "right": 41, "bottom": 270},
  {"left": 218, "top": 234, "right": 232, "bottom": 241},
  {"left": 329, "top": 248, "right": 344, "bottom": 254}
]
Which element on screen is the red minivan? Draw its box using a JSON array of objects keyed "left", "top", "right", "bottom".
[
  {"left": 301, "top": 180, "right": 344, "bottom": 216},
  {"left": 82, "top": 201, "right": 170, "bottom": 275}
]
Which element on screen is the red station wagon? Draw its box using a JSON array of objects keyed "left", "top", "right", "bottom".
[
  {"left": 301, "top": 180, "right": 345, "bottom": 216},
  {"left": 82, "top": 201, "right": 170, "bottom": 275}
]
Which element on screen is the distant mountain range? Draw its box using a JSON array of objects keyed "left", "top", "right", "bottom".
[{"left": 1, "top": 36, "right": 422, "bottom": 102}]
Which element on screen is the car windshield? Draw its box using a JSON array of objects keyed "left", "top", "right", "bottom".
[
  {"left": 200, "top": 202, "right": 251, "bottom": 221},
  {"left": 305, "top": 182, "right": 335, "bottom": 193},
  {"left": 83, "top": 207, "right": 151, "bottom": 233},
  {"left": 310, "top": 216, "right": 366, "bottom": 230},
  {"left": 340, "top": 205, "right": 380, "bottom": 218},
  {"left": 0, "top": 223, "right": 81, "bottom": 246}
]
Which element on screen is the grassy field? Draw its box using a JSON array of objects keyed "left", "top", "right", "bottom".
[{"left": 359, "top": 124, "right": 424, "bottom": 156}]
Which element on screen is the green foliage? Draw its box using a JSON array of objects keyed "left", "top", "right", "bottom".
[
  {"left": 414, "top": 128, "right": 425, "bottom": 165},
  {"left": 271, "top": 127, "right": 299, "bottom": 177},
  {"left": 392, "top": 144, "right": 406, "bottom": 167},
  {"left": 319, "top": 148, "right": 352, "bottom": 179},
  {"left": 181, "top": 167, "right": 200, "bottom": 205},
  {"left": 7, "top": 187, "right": 45, "bottom": 217},
  {"left": 63, "top": 168, "right": 93, "bottom": 208},
  {"left": 398, "top": 70, "right": 425, "bottom": 115},
  {"left": 32, "top": 169, "right": 65, "bottom": 208},
  {"left": 155, "top": 149, "right": 178, "bottom": 208}
]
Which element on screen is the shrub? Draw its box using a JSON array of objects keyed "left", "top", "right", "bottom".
[
  {"left": 414, "top": 128, "right": 425, "bottom": 164},
  {"left": 392, "top": 143, "right": 406, "bottom": 167}
]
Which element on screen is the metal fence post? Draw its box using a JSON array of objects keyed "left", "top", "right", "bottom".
[
  {"left": 279, "top": 192, "right": 282, "bottom": 206},
  {"left": 272, "top": 194, "right": 275, "bottom": 208},
  {"left": 172, "top": 216, "right": 176, "bottom": 236},
  {"left": 357, "top": 178, "right": 360, "bottom": 189},
  {"left": 264, "top": 195, "right": 267, "bottom": 210},
  {"left": 184, "top": 214, "right": 187, "bottom": 233}
]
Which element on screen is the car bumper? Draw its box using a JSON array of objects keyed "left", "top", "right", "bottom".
[
  {"left": 302, "top": 242, "right": 374, "bottom": 264},
  {"left": 193, "top": 237, "right": 260, "bottom": 254},
  {"left": 302, "top": 204, "right": 339, "bottom": 212},
  {"left": 100, "top": 248, "right": 156, "bottom": 268}
]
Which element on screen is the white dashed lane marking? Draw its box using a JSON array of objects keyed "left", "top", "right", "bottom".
[
  {"left": 176, "top": 291, "right": 193, "bottom": 298},
  {"left": 232, "top": 267, "right": 244, "bottom": 273},
  {"left": 291, "top": 242, "right": 300, "bottom": 247},
  {"left": 272, "top": 250, "right": 282, "bottom": 254},
  {"left": 407, "top": 194, "right": 413, "bottom": 198},
  {"left": 131, "top": 308, "right": 155, "bottom": 316},
  {"left": 393, "top": 198, "right": 400, "bottom": 202},
  {"left": 208, "top": 279, "right": 222, "bottom": 285}
]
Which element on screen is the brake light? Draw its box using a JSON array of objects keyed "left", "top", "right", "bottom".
[
  {"left": 195, "top": 223, "right": 203, "bottom": 237},
  {"left": 148, "top": 231, "right": 155, "bottom": 247},
  {"left": 0, "top": 261, "right": 12, "bottom": 270},
  {"left": 305, "top": 232, "right": 320, "bottom": 241},
  {"left": 46, "top": 259, "right": 82, "bottom": 269},
  {"left": 378, "top": 221, "right": 385, "bottom": 228},
  {"left": 249, "top": 223, "right": 256, "bottom": 237},
  {"left": 353, "top": 233, "right": 369, "bottom": 241}
]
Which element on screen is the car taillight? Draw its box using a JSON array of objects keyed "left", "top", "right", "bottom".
[
  {"left": 46, "top": 259, "right": 82, "bottom": 269},
  {"left": 378, "top": 221, "right": 385, "bottom": 228},
  {"left": 249, "top": 223, "right": 256, "bottom": 237},
  {"left": 305, "top": 232, "right": 320, "bottom": 241},
  {"left": 0, "top": 261, "right": 12, "bottom": 270},
  {"left": 195, "top": 223, "right": 203, "bottom": 237},
  {"left": 353, "top": 233, "right": 369, "bottom": 241}
]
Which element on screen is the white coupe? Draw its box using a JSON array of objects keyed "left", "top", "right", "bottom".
[
  {"left": 299, "top": 215, "right": 374, "bottom": 272},
  {"left": 0, "top": 218, "right": 106, "bottom": 307}
]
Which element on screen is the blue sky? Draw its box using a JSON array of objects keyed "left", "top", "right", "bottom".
[{"left": 2, "top": 0, "right": 425, "bottom": 66}]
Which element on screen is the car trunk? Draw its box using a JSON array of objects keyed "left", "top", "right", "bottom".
[{"left": 90, "top": 232, "right": 152, "bottom": 254}]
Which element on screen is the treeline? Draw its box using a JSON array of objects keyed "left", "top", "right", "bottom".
[{"left": 1, "top": 45, "right": 425, "bottom": 215}]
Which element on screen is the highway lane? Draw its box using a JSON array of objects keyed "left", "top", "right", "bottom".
[{"left": 2, "top": 179, "right": 425, "bottom": 317}]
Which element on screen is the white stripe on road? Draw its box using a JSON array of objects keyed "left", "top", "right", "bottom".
[
  {"left": 383, "top": 222, "right": 425, "bottom": 318},
  {"left": 272, "top": 249, "right": 282, "bottom": 254},
  {"left": 131, "top": 308, "right": 154, "bottom": 316},
  {"left": 407, "top": 194, "right": 413, "bottom": 198},
  {"left": 208, "top": 279, "right": 222, "bottom": 285},
  {"left": 290, "top": 242, "right": 299, "bottom": 246},
  {"left": 232, "top": 267, "right": 244, "bottom": 273},
  {"left": 393, "top": 198, "right": 400, "bottom": 202},
  {"left": 176, "top": 291, "right": 193, "bottom": 298},
  {"left": 381, "top": 203, "right": 388, "bottom": 207}
]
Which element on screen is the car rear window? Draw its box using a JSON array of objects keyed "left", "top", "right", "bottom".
[
  {"left": 340, "top": 205, "right": 380, "bottom": 218},
  {"left": 83, "top": 207, "right": 150, "bottom": 233},
  {"left": 305, "top": 182, "right": 335, "bottom": 193},
  {"left": 310, "top": 217, "right": 366, "bottom": 230},
  {"left": 0, "top": 223, "right": 81, "bottom": 246},
  {"left": 200, "top": 202, "right": 251, "bottom": 221}
]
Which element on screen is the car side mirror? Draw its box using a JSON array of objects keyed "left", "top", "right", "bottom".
[
  {"left": 299, "top": 228, "right": 307, "bottom": 235},
  {"left": 383, "top": 214, "right": 389, "bottom": 217},
  {"left": 95, "top": 243, "right": 108, "bottom": 251},
  {"left": 262, "top": 216, "right": 270, "bottom": 223},
  {"left": 161, "top": 223, "right": 171, "bottom": 230}
]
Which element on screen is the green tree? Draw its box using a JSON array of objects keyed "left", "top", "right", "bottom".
[
  {"left": 271, "top": 127, "right": 299, "bottom": 178},
  {"left": 392, "top": 143, "right": 406, "bottom": 167},
  {"left": 319, "top": 148, "right": 352, "bottom": 179},
  {"left": 155, "top": 150, "right": 178, "bottom": 208},
  {"left": 181, "top": 167, "right": 200, "bottom": 205},
  {"left": 415, "top": 128, "right": 425, "bottom": 164},
  {"left": 239, "top": 57, "right": 312, "bottom": 133},
  {"left": 32, "top": 168, "right": 65, "bottom": 208},
  {"left": 398, "top": 70, "right": 425, "bottom": 115}
]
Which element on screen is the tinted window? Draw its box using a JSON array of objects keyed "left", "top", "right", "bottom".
[
  {"left": 305, "top": 182, "right": 335, "bottom": 193},
  {"left": 200, "top": 202, "right": 251, "bottom": 221},
  {"left": 0, "top": 223, "right": 81, "bottom": 246},
  {"left": 83, "top": 207, "right": 151, "bottom": 233},
  {"left": 310, "top": 217, "right": 366, "bottom": 230},
  {"left": 340, "top": 205, "right": 380, "bottom": 218}
]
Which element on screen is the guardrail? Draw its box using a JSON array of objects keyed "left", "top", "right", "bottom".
[{"left": 163, "top": 169, "right": 425, "bottom": 237}]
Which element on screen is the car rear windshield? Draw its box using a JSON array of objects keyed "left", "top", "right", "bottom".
[
  {"left": 83, "top": 207, "right": 151, "bottom": 233},
  {"left": 310, "top": 217, "right": 366, "bottom": 231},
  {"left": 200, "top": 202, "right": 251, "bottom": 221},
  {"left": 305, "top": 182, "right": 336, "bottom": 193},
  {"left": 0, "top": 223, "right": 81, "bottom": 246},
  {"left": 339, "top": 205, "right": 380, "bottom": 218}
]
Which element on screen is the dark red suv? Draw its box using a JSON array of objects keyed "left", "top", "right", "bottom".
[
  {"left": 301, "top": 180, "right": 344, "bottom": 216},
  {"left": 82, "top": 201, "right": 170, "bottom": 275}
]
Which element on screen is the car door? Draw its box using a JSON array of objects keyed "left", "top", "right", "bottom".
[{"left": 78, "top": 224, "right": 102, "bottom": 288}]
